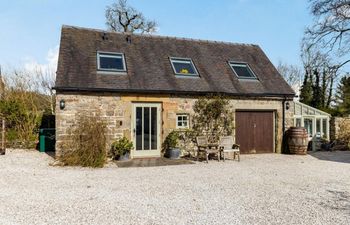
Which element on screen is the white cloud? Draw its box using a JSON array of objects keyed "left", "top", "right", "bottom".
[
  {"left": 291, "top": 83, "right": 301, "bottom": 101},
  {"left": 18, "top": 46, "right": 59, "bottom": 94},
  {"left": 24, "top": 45, "right": 59, "bottom": 73}
]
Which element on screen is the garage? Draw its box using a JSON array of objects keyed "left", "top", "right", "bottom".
[{"left": 235, "top": 111, "right": 275, "bottom": 154}]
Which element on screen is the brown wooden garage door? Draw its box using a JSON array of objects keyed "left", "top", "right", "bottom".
[{"left": 235, "top": 111, "right": 274, "bottom": 154}]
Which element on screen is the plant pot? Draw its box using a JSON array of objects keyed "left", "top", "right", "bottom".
[
  {"left": 118, "top": 152, "right": 130, "bottom": 161},
  {"left": 164, "top": 148, "right": 180, "bottom": 159}
]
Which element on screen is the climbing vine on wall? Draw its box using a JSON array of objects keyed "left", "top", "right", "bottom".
[{"left": 192, "top": 95, "right": 234, "bottom": 143}]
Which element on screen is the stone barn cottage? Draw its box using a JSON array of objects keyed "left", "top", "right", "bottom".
[{"left": 54, "top": 25, "right": 295, "bottom": 158}]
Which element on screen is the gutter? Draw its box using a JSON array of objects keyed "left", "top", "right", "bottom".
[{"left": 53, "top": 86, "right": 296, "bottom": 99}]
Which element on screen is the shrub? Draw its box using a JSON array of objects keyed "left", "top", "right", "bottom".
[
  {"left": 162, "top": 129, "right": 197, "bottom": 157},
  {"left": 0, "top": 68, "right": 55, "bottom": 148},
  {"left": 0, "top": 99, "right": 41, "bottom": 148},
  {"left": 59, "top": 113, "right": 107, "bottom": 168},
  {"left": 110, "top": 137, "right": 133, "bottom": 159},
  {"left": 163, "top": 130, "right": 179, "bottom": 150}
]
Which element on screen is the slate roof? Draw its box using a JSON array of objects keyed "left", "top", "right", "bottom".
[{"left": 55, "top": 25, "right": 295, "bottom": 97}]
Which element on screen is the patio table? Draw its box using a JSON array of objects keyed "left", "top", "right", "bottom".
[{"left": 207, "top": 143, "right": 220, "bottom": 161}]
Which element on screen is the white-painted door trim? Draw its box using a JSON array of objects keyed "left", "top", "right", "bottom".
[{"left": 131, "top": 103, "right": 161, "bottom": 158}]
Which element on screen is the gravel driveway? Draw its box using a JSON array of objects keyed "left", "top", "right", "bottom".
[{"left": 1, "top": 149, "right": 349, "bottom": 225}]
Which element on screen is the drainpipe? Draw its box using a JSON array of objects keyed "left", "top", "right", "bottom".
[{"left": 282, "top": 97, "right": 289, "bottom": 154}]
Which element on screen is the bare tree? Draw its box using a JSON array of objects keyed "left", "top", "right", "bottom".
[
  {"left": 0, "top": 66, "right": 5, "bottom": 99},
  {"left": 276, "top": 61, "right": 303, "bottom": 91},
  {"left": 300, "top": 44, "right": 341, "bottom": 108},
  {"left": 304, "top": 0, "right": 350, "bottom": 68},
  {"left": 105, "top": 0, "right": 157, "bottom": 33},
  {"left": 34, "top": 68, "right": 56, "bottom": 115}
]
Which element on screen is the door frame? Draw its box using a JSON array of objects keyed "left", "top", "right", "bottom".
[{"left": 131, "top": 102, "right": 162, "bottom": 158}]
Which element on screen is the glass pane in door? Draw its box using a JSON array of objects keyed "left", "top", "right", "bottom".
[
  {"left": 151, "top": 107, "right": 157, "bottom": 149},
  {"left": 135, "top": 105, "right": 159, "bottom": 152},
  {"left": 144, "top": 107, "right": 150, "bottom": 150},
  {"left": 136, "top": 107, "right": 143, "bottom": 150}
]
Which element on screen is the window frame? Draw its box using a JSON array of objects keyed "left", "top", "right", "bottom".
[
  {"left": 169, "top": 57, "right": 199, "bottom": 77},
  {"left": 303, "top": 117, "right": 314, "bottom": 138},
  {"left": 295, "top": 117, "right": 302, "bottom": 127},
  {"left": 228, "top": 61, "right": 257, "bottom": 80},
  {"left": 176, "top": 114, "right": 190, "bottom": 129},
  {"left": 97, "top": 51, "right": 127, "bottom": 73},
  {"left": 293, "top": 116, "right": 329, "bottom": 140}
]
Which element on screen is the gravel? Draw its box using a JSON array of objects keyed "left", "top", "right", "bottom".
[{"left": 0, "top": 149, "right": 350, "bottom": 225}]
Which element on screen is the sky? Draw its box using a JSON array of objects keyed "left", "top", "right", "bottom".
[{"left": 0, "top": 0, "right": 311, "bottom": 72}]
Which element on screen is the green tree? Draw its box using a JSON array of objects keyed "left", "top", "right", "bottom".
[
  {"left": 300, "top": 47, "right": 341, "bottom": 110},
  {"left": 311, "top": 69, "right": 322, "bottom": 108},
  {"left": 299, "top": 71, "right": 313, "bottom": 105},
  {"left": 335, "top": 75, "right": 350, "bottom": 116}
]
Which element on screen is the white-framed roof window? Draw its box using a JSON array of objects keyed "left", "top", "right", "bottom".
[
  {"left": 229, "top": 62, "right": 257, "bottom": 79},
  {"left": 97, "top": 52, "right": 127, "bottom": 72},
  {"left": 176, "top": 114, "right": 189, "bottom": 129},
  {"left": 170, "top": 57, "right": 199, "bottom": 77}
]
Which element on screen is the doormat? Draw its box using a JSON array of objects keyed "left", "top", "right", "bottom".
[{"left": 115, "top": 157, "right": 195, "bottom": 168}]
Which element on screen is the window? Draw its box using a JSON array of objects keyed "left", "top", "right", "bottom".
[
  {"left": 322, "top": 118, "right": 328, "bottom": 139},
  {"left": 316, "top": 118, "right": 321, "bottom": 137},
  {"left": 229, "top": 62, "right": 257, "bottom": 79},
  {"left": 176, "top": 114, "right": 189, "bottom": 129},
  {"left": 304, "top": 118, "right": 313, "bottom": 138},
  {"left": 97, "top": 52, "right": 126, "bottom": 72},
  {"left": 170, "top": 58, "right": 199, "bottom": 76},
  {"left": 295, "top": 118, "right": 302, "bottom": 127}
]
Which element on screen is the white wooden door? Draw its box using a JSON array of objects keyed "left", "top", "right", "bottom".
[{"left": 132, "top": 103, "right": 161, "bottom": 157}]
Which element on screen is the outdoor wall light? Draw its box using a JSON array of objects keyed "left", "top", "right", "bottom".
[
  {"left": 285, "top": 102, "right": 290, "bottom": 111},
  {"left": 59, "top": 99, "right": 65, "bottom": 110}
]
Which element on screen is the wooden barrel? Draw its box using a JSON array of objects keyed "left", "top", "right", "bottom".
[{"left": 287, "top": 127, "right": 308, "bottom": 155}]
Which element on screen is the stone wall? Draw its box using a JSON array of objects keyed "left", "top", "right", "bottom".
[
  {"left": 330, "top": 117, "right": 350, "bottom": 141},
  {"left": 55, "top": 92, "right": 289, "bottom": 157},
  {"left": 284, "top": 103, "right": 294, "bottom": 130}
]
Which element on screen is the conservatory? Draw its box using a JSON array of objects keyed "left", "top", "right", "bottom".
[{"left": 291, "top": 101, "right": 331, "bottom": 141}]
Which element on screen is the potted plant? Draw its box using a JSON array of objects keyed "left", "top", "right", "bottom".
[
  {"left": 111, "top": 137, "right": 133, "bottom": 161},
  {"left": 163, "top": 131, "right": 181, "bottom": 159}
]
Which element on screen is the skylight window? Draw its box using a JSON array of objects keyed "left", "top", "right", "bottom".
[
  {"left": 229, "top": 62, "right": 257, "bottom": 79},
  {"left": 170, "top": 58, "right": 199, "bottom": 76},
  {"left": 97, "top": 52, "right": 126, "bottom": 72}
]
